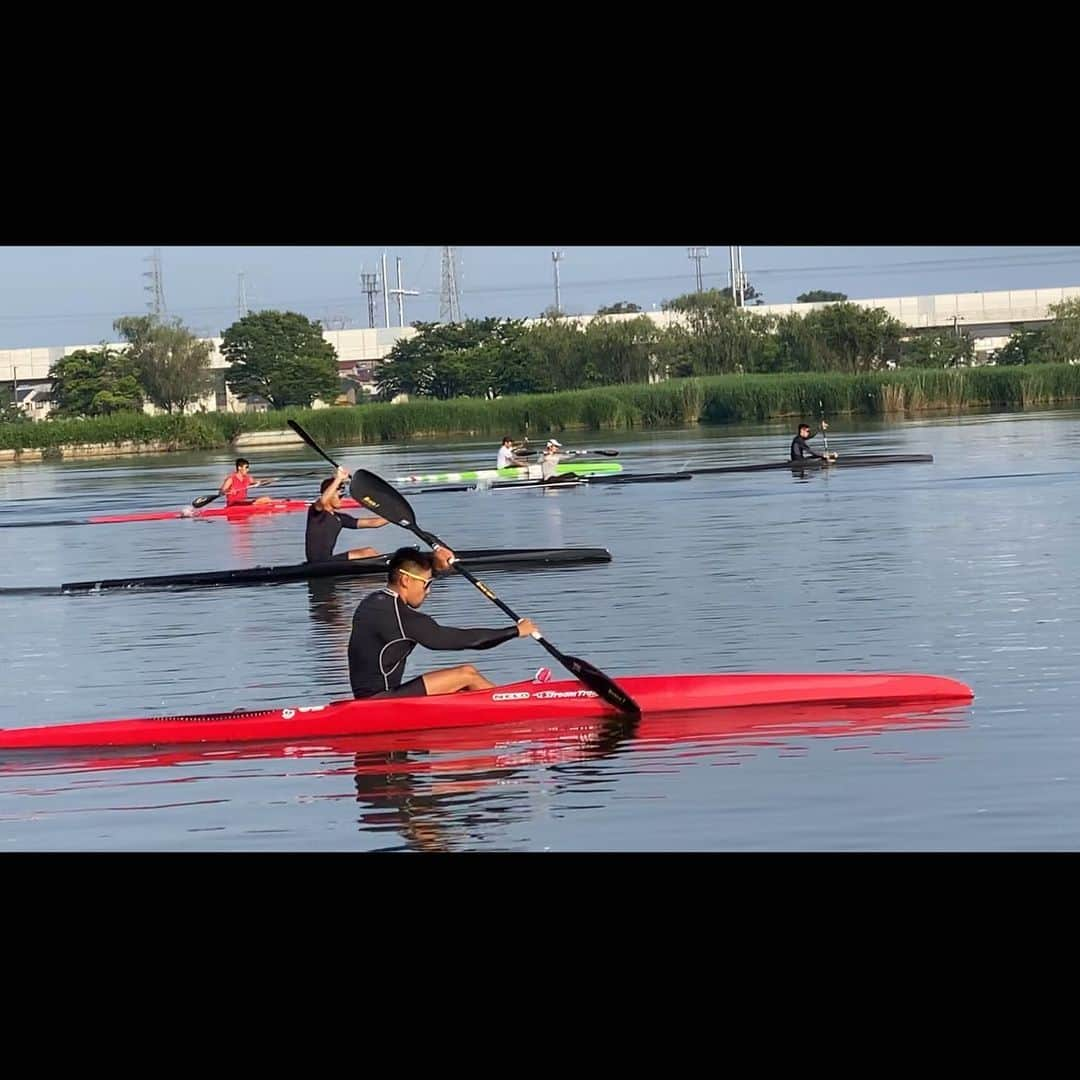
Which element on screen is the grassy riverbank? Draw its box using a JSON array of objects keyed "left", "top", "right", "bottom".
[{"left": 3, "top": 365, "right": 1079, "bottom": 456}]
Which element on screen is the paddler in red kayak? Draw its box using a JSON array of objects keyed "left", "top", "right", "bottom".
[
  {"left": 219, "top": 458, "right": 274, "bottom": 506},
  {"left": 348, "top": 546, "right": 540, "bottom": 699},
  {"left": 306, "top": 466, "right": 391, "bottom": 563}
]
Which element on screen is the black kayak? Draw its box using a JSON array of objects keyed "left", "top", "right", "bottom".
[
  {"left": 61, "top": 547, "right": 612, "bottom": 593},
  {"left": 405, "top": 471, "right": 693, "bottom": 494},
  {"left": 693, "top": 454, "right": 933, "bottom": 475}
]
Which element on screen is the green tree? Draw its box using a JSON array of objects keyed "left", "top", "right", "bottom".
[
  {"left": 796, "top": 290, "right": 848, "bottom": 303},
  {"left": 900, "top": 329, "right": 974, "bottom": 368},
  {"left": 771, "top": 311, "right": 826, "bottom": 372},
  {"left": 662, "top": 288, "right": 730, "bottom": 313},
  {"left": 661, "top": 291, "right": 775, "bottom": 376},
  {"left": 1038, "top": 298, "right": 1080, "bottom": 363},
  {"left": 517, "top": 319, "right": 586, "bottom": 392},
  {"left": 375, "top": 318, "right": 531, "bottom": 400},
  {"left": 663, "top": 282, "right": 764, "bottom": 311},
  {"left": 48, "top": 346, "right": 143, "bottom": 417},
  {"left": 221, "top": 311, "right": 339, "bottom": 408},
  {"left": 0, "top": 402, "right": 29, "bottom": 423},
  {"left": 812, "top": 304, "right": 903, "bottom": 372},
  {"left": 596, "top": 301, "right": 643, "bottom": 315},
  {"left": 114, "top": 315, "right": 214, "bottom": 413},
  {"left": 581, "top": 315, "right": 660, "bottom": 384},
  {"left": 995, "top": 327, "right": 1048, "bottom": 366}
]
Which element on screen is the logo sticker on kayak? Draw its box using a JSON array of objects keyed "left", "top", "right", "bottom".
[
  {"left": 281, "top": 705, "right": 327, "bottom": 719},
  {"left": 492, "top": 689, "right": 599, "bottom": 702}
]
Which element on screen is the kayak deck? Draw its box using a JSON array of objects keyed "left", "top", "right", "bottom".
[
  {"left": 0, "top": 672, "right": 974, "bottom": 750},
  {"left": 60, "top": 547, "right": 612, "bottom": 593},
  {"left": 694, "top": 454, "right": 934, "bottom": 475},
  {"left": 406, "top": 472, "right": 693, "bottom": 494}
]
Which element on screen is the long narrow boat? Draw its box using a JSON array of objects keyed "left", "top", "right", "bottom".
[
  {"left": 0, "top": 672, "right": 973, "bottom": 750},
  {"left": 60, "top": 547, "right": 612, "bottom": 593},
  {"left": 396, "top": 461, "right": 622, "bottom": 484},
  {"left": 406, "top": 471, "right": 693, "bottom": 494},
  {"left": 38, "top": 461, "right": 624, "bottom": 527},
  {"left": 693, "top": 453, "right": 933, "bottom": 475},
  {"left": 0, "top": 699, "right": 965, "bottom": 775}
]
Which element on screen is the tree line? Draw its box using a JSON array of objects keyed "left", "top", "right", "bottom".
[
  {"left": 40, "top": 311, "right": 340, "bottom": 418},
  {"left": 8, "top": 291, "right": 1080, "bottom": 421}
]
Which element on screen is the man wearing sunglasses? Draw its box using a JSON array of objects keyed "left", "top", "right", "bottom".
[{"left": 348, "top": 547, "right": 540, "bottom": 699}]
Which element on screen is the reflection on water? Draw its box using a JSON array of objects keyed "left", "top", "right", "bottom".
[{"left": 0, "top": 700, "right": 966, "bottom": 850}]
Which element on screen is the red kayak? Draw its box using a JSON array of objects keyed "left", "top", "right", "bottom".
[
  {"left": 0, "top": 672, "right": 973, "bottom": 750},
  {"left": 0, "top": 698, "right": 966, "bottom": 777},
  {"left": 87, "top": 497, "right": 365, "bottom": 525}
]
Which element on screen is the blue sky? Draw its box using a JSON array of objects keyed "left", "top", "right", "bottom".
[{"left": 2, "top": 245, "right": 1079, "bottom": 349}]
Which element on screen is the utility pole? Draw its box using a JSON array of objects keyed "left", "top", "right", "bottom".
[
  {"left": 687, "top": 247, "right": 709, "bottom": 292},
  {"left": 143, "top": 248, "right": 166, "bottom": 315},
  {"left": 728, "top": 245, "right": 746, "bottom": 307},
  {"left": 388, "top": 256, "right": 419, "bottom": 327},
  {"left": 439, "top": 246, "right": 463, "bottom": 323},
  {"left": 360, "top": 268, "right": 379, "bottom": 328},
  {"left": 237, "top": 272, "right": 249, "bottom": 319},
  {"left": 381, "top": 251, "right": 390, "bottom": 328},
  {"left": 552, "top": 250, "right": 564, "bottom": 314}
]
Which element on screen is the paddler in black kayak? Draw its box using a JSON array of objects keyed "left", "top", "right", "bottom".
[
  {"left": 305, "top": 466, "right": 391, "bottom": 563},
  {"left": 790, "top": 422, "right": 837, "bottom": 463},
  {"left": 347, "top": 546, "right": 540, "bottom": 699}
]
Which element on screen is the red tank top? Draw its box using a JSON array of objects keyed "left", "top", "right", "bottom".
[{"left": 226, "top": 472, "right": 253, "bottom": 504}]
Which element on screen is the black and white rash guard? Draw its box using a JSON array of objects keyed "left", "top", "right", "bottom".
[{"left": 348, "top": 588, "right": 519, "bottom": 698}]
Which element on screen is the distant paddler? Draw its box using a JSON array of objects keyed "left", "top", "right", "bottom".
[
  {"left": 220, "top": 458, "right": 274, "bottom": 506},
  {"left": 790, "top": 423, "right": 837, "bottom": 463},
  {"left": 540, "top": 438, "right": 579, "bottom": 483},
  {"left": 496, "top": 436, "right": 529, "bottom": 469}
]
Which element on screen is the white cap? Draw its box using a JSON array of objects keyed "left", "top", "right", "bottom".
[{"left": 547, "top": 439, "right": 562, "bottom": 448}]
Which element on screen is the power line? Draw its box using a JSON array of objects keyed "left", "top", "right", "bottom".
[{"left": 5, "top": 250, "right": 1080, "bottom": 328}]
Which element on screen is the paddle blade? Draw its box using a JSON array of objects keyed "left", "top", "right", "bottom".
[
  {"left": 191, "top": 493, "right": 220, "bottom": 509},
  {"left": 349, "top": 469, "right": 419, "bottom": 530},
  {"left": 555, "top": 650, "right": 640, "bottom": 716}
]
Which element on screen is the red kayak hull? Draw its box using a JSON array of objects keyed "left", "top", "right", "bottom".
[
  {"left": 0, "top": 698, "right": 967, "bottom": 777},
  {"left": 87, "top": 497, "right": 365, "bottom": 525},
  {"left": 0, "top": 672, "right": 973, "bottom": 750}
]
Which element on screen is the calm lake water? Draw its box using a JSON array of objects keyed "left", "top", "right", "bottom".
[{"left": 1, "top": 408, "right": 1078, "bottom": 850}]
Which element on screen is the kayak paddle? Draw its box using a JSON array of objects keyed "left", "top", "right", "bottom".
[
  {"left": 818, "top": 400, "right": 837, "bottom": 463},
  {"left": 192, "top": 477, "right": 279, "bottom": 509},
  {"left": 349, "top": 467, "right": 640, "bottom": 717},
  {"left": 287, "top": 419, "right": 346, "bottom": 471}
]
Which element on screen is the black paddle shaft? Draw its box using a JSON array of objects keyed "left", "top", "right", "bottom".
[{"left": 288, "top": 420, "right": 343, "bottom": 471}]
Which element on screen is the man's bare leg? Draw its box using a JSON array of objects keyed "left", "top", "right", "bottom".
[{"left": 420, "top": 664, "right": 496, "bottom": 695}]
